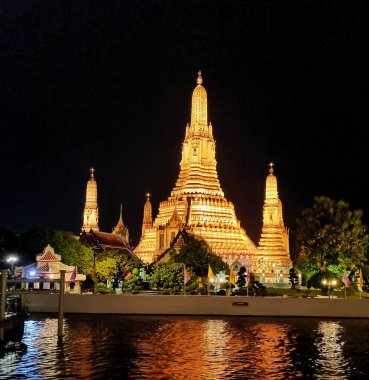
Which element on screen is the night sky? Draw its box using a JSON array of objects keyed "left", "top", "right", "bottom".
[{"left": 1, "top": 1, "right": 369, "bottom": 245}]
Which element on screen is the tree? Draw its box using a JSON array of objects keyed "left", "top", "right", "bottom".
[
  {"left": 95, "top": 257, "right": 117, "bottom": 283},
  {"left": 20, "top": 227, "right": 94, "bottom": 275},
  {"left": 173, "top": 234, "right": 228, "bottom": 277},
  {"left": 289, "top": 268, "right": 299, "bottom": 289},
  {"left": 147, "top": 260, "right": 192, "bottom": 290},
  {"left": 294, "top": 196, "right": 369, "bottom": 283},
  {"left": 98, "top": 249, "right": 141, "bottom": 284}
]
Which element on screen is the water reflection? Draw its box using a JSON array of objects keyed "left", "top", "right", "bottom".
[
  {"left": 1, "top": 315, "right": 369, "bottom": 379},
  {"left": 315, "top": 321, "right": 350, "bottom": 379}
]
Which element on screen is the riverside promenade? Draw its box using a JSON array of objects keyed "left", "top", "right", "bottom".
[{"left": 20, "top": 293, "right": 369, "bottom": 318}]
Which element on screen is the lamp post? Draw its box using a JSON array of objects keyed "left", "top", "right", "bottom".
[
  {"left": 322, "top": 279, "right": 337, "bottom": 298},
  {"left": 6, "top": 256, "right": 18, "bottom": 275}
]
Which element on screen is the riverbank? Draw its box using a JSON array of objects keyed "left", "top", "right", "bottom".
[{"left": 20, "top": 293, "right": 369, "bottom": 318}]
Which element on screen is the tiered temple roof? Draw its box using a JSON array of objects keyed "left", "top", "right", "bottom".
[{"left": 135, "top": 72, "right": 256, "bottom": 264}]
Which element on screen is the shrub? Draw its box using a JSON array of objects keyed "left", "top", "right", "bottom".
[{"left": 96, "top": 282, "right": 114, "bottom": 294}]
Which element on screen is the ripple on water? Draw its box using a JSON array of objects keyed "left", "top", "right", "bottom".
[{"left": 1, "top": 315, "right": 369, "bottom": 379}]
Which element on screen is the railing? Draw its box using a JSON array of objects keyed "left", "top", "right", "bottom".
[{"left": 0, "top": 269, "right": 66, "bottom": 339}]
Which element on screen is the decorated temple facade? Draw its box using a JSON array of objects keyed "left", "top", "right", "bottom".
[
  {"left": 253, "top": 164, "right": 292, "bottom": 283},
  {"left": 15, "top": 245, "right": 86, "bottom": 293},
  {"left": 135, "top": 72, "right": 257, "bottom": 265}
]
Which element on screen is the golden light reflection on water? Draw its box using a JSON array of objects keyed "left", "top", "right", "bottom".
[
  {"left": 132, "top": 319, "right": 296, "bottom": 379},
  {"left": 315, "top": 321, "right": 350, "bottom": 379},
  {"left": 2, "top": 315, "right": 369, "bottom": 379}
]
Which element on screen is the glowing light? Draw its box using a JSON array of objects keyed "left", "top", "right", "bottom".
[{"left": 30, "top": 270, "right": 36, "bottom": 276}]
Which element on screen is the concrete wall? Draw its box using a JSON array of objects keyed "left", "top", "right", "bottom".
[{"left": 20, "top": 294, "right": 369, "bottom": 318}]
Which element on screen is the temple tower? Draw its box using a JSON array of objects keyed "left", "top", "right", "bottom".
[
  {"left": 254, "top": 163, "right": 291, "bottom": 282},
  {"left": 135, "top": 72, "right": 256, "bottom": 264},
  {"left": 82, "top": 168, "right": 99, "bottom": 232},
  {"left": 142, "top": 193, "right": 153, "bottom": 235},
  {"left": 112, "top": 204, "right": 129, "bottom": 243}
]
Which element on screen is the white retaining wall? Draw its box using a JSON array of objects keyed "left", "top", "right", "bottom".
[{"left": 20, "top": 294, "right": 369, "bottom": 318}]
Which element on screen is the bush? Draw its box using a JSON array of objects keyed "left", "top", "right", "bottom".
[
  {"left": 196, "top": 287, "right": 207, "bottom": 295},
  {"left": 96, "top": 282, "right": 115, "bottom": 294},
  {"left": 217, "top": 289, "right": 226, "bottom": 296}
]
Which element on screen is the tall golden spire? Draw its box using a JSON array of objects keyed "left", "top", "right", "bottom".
[
  {"left": 142, "top": 193, "right": 153, "bottom": 236},
  {"left": 265, "top": 162, "right": 279, "bottom": 203},
  {"left": 171, "top": 70, "right": 223, "bottom": 197},
  {"left": 82, "top": 168, "right": 99, "bottom": 232},
  {"left": 190, "top": 70, "right": 208, "bottom": 130},
  {"left": 135, "top": 72, "right": 256, "bottom": 264},
  {"left": 255, "top": 163, "right": 291, "bottom": 273}
]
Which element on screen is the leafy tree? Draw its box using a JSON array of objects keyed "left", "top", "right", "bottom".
[
  {"left": 20, "top": 227, "right": 94, "bottom": 275},
  {"left": 173, "top": 234, "right": 228, "bottom": 276},
  {"left": 95, "top": 257, "right": 117, "bottom": 283},
  {"left": 98, "top": 249, "right": 141, "bottom": 284},
  {"left": 294, "top": 196, "right": 369, "bottom": 282},
  {"left": 289, "top": 268, "right": 299, "bottom": 289},
  {"left": 147, "top": 259, "right": 195, "bottom": 291}
]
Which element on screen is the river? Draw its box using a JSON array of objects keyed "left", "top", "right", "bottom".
[{"left": 1, "top": 314, "right": 369, "bottom": 379}]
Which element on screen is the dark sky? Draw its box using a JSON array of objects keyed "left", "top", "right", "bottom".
[{"left": 1, "top": 1, "right": 369, "bottom": 245}]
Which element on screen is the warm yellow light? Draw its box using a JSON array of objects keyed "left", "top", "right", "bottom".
[
  {"left": 322, "top": 279, "right": 327, "bottom": 285},
  {"left": 332, "top": 280, "right": 337, "bottom": 286}
]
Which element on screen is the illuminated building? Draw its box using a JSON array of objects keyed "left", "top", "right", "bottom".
[
  {"left": 82, "top": 168, "right": 99, "bottom": 232},
  {"left": 135, "top": 71, "right": 257, "bottom": 264},
  {"left": 79, "top": 72, "right": 292, "bottom": 278},
  {"left": 15, "top": 245, "right": 86, "bottom": 293},
  {"left": 80, "top": 169, "right": 137, "bottom": 258},
  {"left": 253, "top": 163, "right": 291, "bottom": 282}
]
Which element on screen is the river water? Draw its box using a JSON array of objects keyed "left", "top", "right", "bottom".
[{"left": 1, "top": 314, "right": 369, "bottom": 379}]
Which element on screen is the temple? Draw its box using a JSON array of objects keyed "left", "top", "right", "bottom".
[
  {"left": 253, "top": 163, "right": 291, "bottom": 283},
  {"left": 135, "top": 71, "right": 256, "bottom": 264},
  {"left": 82, "top": 168, "right": 99, "bottom": 232},
  {"left": 15, "top": 245, "right": 86, "bottom": 293}
]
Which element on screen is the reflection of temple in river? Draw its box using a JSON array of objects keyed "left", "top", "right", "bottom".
[{"left": 80, "top": 72, "right": 292, "bottom": 283}]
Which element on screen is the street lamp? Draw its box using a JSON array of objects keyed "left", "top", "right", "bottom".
[
  {"left": 322, "top": 279, "right": 337, "bottom": 298},
  {"left": 6, "top": 256, "right": 18, "bottom": 275}
]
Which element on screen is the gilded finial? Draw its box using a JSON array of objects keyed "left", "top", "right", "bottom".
[
  {"left": 197, "top": 70, "right": 203, "bottom": 85},
  {"left": 269, "top": 162, "right": 274, "bottom": 174},
  {"left": 89, "top": 167, "right": 95, "bottom": 178},
  {"left": 146, "top": 193, "right": 151, "bottom": 201},
  {"left": 120, "top": 203, "right": 123, "bottom": 218}
]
